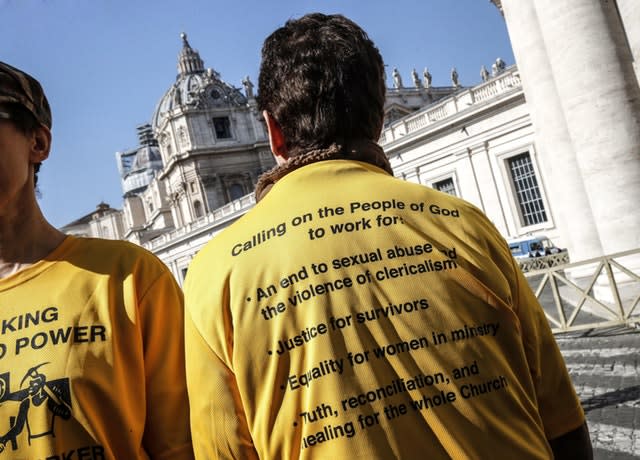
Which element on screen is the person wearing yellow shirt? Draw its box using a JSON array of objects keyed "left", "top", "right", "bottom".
[
  {"left": 184, "top": 14, "right": 592, "bottom": 459},
  {"left": 0, "top": 61, "right": 194, "bottom": 459}
]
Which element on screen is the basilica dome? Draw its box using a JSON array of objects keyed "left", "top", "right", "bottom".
[{"left": 151, "top": 33, "right": 247, "bottom": 131}]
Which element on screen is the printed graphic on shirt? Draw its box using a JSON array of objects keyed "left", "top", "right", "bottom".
[
  {"left": 0, "top": 364, "right": 71, "bottom": 454},
  {"left": 0, "top": 303, "right": 110, "bottom": 457}
]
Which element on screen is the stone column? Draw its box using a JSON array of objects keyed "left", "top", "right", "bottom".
[
  {"left": 616, "top": 0, "right": 640, "bottom": 86},
  {"left": 534, "top": 0, "right": 640, "bottom": 255},
  {"left": 498, "top": 0, "right": 603, "bottom": 262}
]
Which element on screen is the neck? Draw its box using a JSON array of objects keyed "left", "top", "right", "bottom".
[
  {"left": 254, "top": 139, "right": 393, "bottom": 201},
  {"left": 0, "top": 189, "right": 65, "bottom": 278}
]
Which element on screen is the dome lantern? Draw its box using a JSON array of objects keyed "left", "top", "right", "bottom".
[
  {"left": 178, "top": 32, "right": 205, "bottom": 76},
  {"left": 152, "top": 34, "right": 248, "bottom": 132}
]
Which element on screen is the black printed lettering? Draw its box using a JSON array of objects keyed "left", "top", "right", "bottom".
[
  {"left": 1, "top": 306, "right": 59, "bottom": 335},
  {"left": 14, "top": 325, "right": 109, "bottom": 354},
  {"left": 50, "top": 327, "right": 72, "bottom": 345},
  {"left": 45, "top": 445, "right": 105, "bottom": 460},
  {"left": 92, "top": 445, "right": 105, "bottom": 460},
  {"left": 74, "top": 327, "right": 89, "bottom": 343},
  {"left": 91, "top": 325, "right": 106, "bottom": 342}
]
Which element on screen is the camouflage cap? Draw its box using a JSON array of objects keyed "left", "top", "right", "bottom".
[{"left": 0, "top": 61, "right": 52, "bottom": 129}]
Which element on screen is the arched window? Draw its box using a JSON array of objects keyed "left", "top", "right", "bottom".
[{"left": 194, "top": 200, "right": 203, "bottom": 218}]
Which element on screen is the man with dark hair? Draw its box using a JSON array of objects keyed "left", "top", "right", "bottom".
[
  {"left": 0, "top": 61, "right": 194, "bottom": 459},
  {"left": 184, "top": 14, "right": 591, "bottom": 459}
]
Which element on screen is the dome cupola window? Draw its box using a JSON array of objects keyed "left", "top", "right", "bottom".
[
  {"left": 213, "top": 117, "right": 232, "bottom": 139},
  {"left": 193, "top": 200, "right": 204, "bottom": 218}
]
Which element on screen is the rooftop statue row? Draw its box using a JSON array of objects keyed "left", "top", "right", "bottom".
[
  {"left": 391, "top": 66, "right": 459, "bottom": 89},
  {"left": 390, "top": 57, "right": 507, "bottom": 90}
]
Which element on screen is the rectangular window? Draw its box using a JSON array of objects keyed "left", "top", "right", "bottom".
[
  {"left": 213, "top": 117, "right": 232, "bottom": 139},
  {"left": 508, "top": 152, "right": 547, "bottom": 226},
  {"left": 433, "top": 177, "right": 457, "bottom": 196}
]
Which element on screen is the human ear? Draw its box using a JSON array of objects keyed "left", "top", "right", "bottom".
[
  {"left": 263, "top": 110, "right": 288, "bottom": 165},
  {"left": 29, "top": 125, "right": 51, "bottom": 163}
]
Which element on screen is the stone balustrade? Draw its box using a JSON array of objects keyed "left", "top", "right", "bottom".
[
  {"left": 380, "top": 66, "right": 521, "bottom": 146},
  {"left": 145, "top": 193, "right": 256, "bottom": 251}
]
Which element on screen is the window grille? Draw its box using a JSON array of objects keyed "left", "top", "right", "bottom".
[
  {"left": 433, "top": 177, "right": 457, "bottom": 196},
  {"left": 508, "top": 152, "right": 547, "bottom": 226}
]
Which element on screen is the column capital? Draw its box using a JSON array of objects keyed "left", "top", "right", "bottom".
[{"left": 489, "top": 0, "right": 503, "bottom": 15}]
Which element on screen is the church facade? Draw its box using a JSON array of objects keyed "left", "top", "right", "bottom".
[
  {"left": 62, "top": 33, "right": 550, "bottom": 283},
  {"left": 118, "top": 34, "right": 275, "bottom": 247},
  {"left": 65, "top": 0, "right": 640, "bottom": 284}
]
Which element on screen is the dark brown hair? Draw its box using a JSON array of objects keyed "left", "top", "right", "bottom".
[{"left": 257, "top": 13, "right": 386, "bottom": 156}]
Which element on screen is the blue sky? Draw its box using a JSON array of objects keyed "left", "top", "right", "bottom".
[{"left": 1, "top": 0, "right": 514, "bottom": 228}]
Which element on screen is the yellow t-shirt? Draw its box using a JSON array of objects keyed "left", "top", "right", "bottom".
[
  {"left": 0, "top": 236, "right": 194, "bottom": 460},
  {"left": 185, "top": 160, "right": 584, "bottom": 459}
]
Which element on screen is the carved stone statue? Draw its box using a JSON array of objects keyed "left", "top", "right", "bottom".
[
  {"left": 492, "top": 57, "right": 506, "bottom": 76},
  {"left": 242, "top": 75, "right": 254, "bottom": 99},
  {"left": 392, "top": 68, "right": 403, "bottom": 89},
  {"left": 423, "top": 67, "right": 432, "bottom": 88},
  {"left": 411, "top": 68, "right": 420, "bottom": 88},
  {"left": 451, "top": 67, "right": 460, "bottom": 87},
  {"left": 480, "top": 65, "right": 490, "bottom": 82}
]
